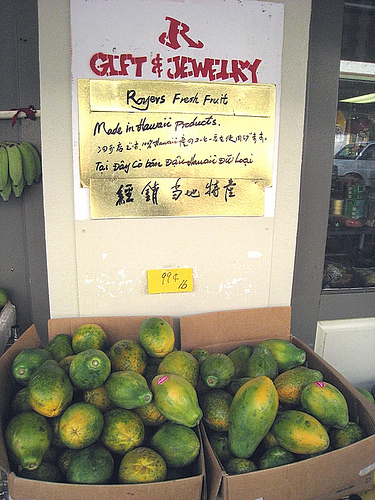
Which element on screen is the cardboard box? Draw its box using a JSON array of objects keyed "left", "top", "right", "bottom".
[
  {"left": 180, "top": 307, "right": 375, "bottom": 500},
  {"left": 0, "top": 316, "right": 206, "bottom": 500},
  {"left": 0, "top": 301, "right": 16, "bottom": 356}
]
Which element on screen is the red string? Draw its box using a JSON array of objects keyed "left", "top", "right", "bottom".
[{"left": 10, "top": 105, "right": 37, "bottom": 127}]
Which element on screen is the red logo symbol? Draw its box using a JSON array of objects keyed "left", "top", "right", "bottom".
[{"left": 159, "top": 17, "right": 204, "bottom": 50}]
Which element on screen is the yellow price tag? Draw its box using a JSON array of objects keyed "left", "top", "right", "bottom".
[{"left": 147, "top": 268, "right": 193, "bottom": 294}]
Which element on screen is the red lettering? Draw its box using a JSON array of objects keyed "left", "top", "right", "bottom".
[
  {"left": 159, "top": 17, "right": 204, "bottom": 50},
  {"left": 90, "top": 52, "right": 147, "bottom": 77},
  {"left": 165, "top": 56, "right": 262, "bottom": 83}
]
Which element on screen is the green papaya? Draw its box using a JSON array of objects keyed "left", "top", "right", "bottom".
[
  {"left": 228, "top": 376, "right": 279, "bottom": 458},
  {"left": 246, "top": 343, "right": 278, "bottom": 380},
  {"left": 200, "top": 353, "right": 235, "bottom": 388},
  {"left": 151, "top": 373, "right": 203, "bottom": 427},
  {"left": 227, "top": 345, "right": 252, "bottom": 378},
  {"left": 45, "top": 334, "right": 74, "bottom": 361},
  {"left": 12, "top": 348, "right": 53, "bottom": 386},
  {"left": 5, "top": 411, "right": 52, "bottom": 470},
  {"left": 262, "top": 339, "right": 306, "bottom": 372},
  {"left": 105, "top": 371, "right": 153, "bottom": 409},
  {"left": 227, "top": 377, "right": 252, "bottom": 396},
  {"left": 258, "top": 445, "right": 295, "bottom": 469},
  {"left": 300, "top": 381, "right": 349, "bottom": 429}
]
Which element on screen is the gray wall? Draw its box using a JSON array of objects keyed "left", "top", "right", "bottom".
[{"left": 0, "top": 0, "right": 50, "bottom": 343}]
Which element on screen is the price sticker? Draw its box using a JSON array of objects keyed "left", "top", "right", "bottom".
[{"left": 147, "top": 268, "right": 193, "bottom": 294}]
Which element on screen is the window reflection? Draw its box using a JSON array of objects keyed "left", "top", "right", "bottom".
[{"left": 323, "top": 1, "right": 375, "bottom": 290}]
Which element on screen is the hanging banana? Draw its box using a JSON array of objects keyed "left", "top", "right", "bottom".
[
  {"left": 17, "top": 141, "right": 36, "bottom": 186},
  {"left": 0, "top": 176, "right": 12, "bottom": 201},
  {"left": 12, "top": 176, "right": 25, "bottom": 198},
  {"left": 0, "top": 145, "right": 9, "bottom": 190},
  {"left": 23, "top": 142, "right": 41, "bottom": 183},
  {"left": 6, "top": 143, "right": 23, "bottom": 186},
  {"left": 0, "top": 141, "right": 42, "bottom": 200}
]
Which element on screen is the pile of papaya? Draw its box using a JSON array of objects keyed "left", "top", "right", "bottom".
[
  {"left": 5, "top": 318, "right": 202, "bottom": 485},
  {"left": 197, "top": 339, "right": 367, "bottom": 474},
  {"left": 4, "top": 318, "right": 368, "bottom": 485}
]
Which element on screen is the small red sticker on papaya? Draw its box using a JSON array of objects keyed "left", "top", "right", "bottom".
[
  {"left": 157, "top": 375, "right": 169, "bottom": 385},
  {"left": 314, "top": 381, "right": 325, "bottom": 388}
]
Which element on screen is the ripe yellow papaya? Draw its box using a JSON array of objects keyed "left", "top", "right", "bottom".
[{"left": 272, "top": 410, "right": 330, "bottom": 455}]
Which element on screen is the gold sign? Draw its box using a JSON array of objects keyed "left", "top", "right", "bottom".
[
  {"left": 78, "top": 79, "right": 276, "bottom": 217},
  {"left": 90, "top": 177, "right": 265, "bottom": 218}
]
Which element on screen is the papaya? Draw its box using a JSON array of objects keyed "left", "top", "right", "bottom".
[
  {"left": 45, "top": 333, "right": 74, "bottom": 361},
  {"left": 105, "top": 370, "right": 153, "bottom": 409},
  {"left": 66, "top": 443, "right": 114, "bottom": 484},
  {"left": 190, "top": 347, "right": 210, "bottom": 365},
  {"left": 228, "top": 376, "right": 279, "bottom": 458},
  {"left": 59, "top": 402, "right": 104, "bottom": 450},
  {"left": 69, "top": 348, "right": 111, "bottom": 390},
  {"left": 28, "top": 359, "right": 74, "bottom": 418},
  {"left": 272, "top": 410, "right": 330, "bottom": 455},
  {"left": 138, "top": 317, "right": 175, "bottom": 358},
  {"left": 150, "top": 422, "right": 200, "bottom": 468},
  {"left": 71, "top": 323, "right": 107, "bottom": 354},
  {"left": 57, "top": 448, "right": 79, "bottom": 475},
  {"left": 259, "top": 430, "right": 279, "bottom": 451},
  {"left": 118, "top": 447, "right": 167, "bottom": 484},
  {"left": 108, "top": 338, "right": 147, "bottom": 374},
  {"left": 59, "top": 354, "right": 76, "bottom": 373},
  {"left": 246, "top": 343, "right": 278, "bottom": 380},
  {"left": 134, "top": 400, "right": 167, "bottom": 427},
  {"left": 227, "top": 377, "right": 252, "bottom": 396},
  {"left": 200, "top": 353, "right": 235, "bottom": 388},
  {"left": 355, "top": 387, "right": 375, "bottom": 404},
  {"left": 228, "top": 345, "right": 252, "bottom": 378},
  {"left": 262, "top": 339, "right": 306, "bottom": 372},
  {"left": 83, "top": 385, "right": 116, "bottom": 413},
  {"left": 12, "top": 348, "right": 53, "bottom": 386},
  {"left": 157, "top": 350, "right": 199, "bottom": 387},
  {"left": 19, "top": 461, "right": 64, "bottom": 482},
  {"left": 301, "top": 381, "right": 349, "bottom": 429},
  {"left": 258, "top": 445, "right": 295, "bottom": 469},
  {"left": 274, "top": 366, "right": 323, "bottom": 405},
  {"left": 330, "top": 421, "right": 365, "bottom": 449},
  {"left": 225, "top": 457, "right": 258, "bottom": 475},
  {"left": 5, "top": 410, "right": 52, "bottom": 470},
  {"left": 151, "top": 373, "right": 203, "bottom": 427},
  {"left": 199, "top": 388, "right": 233, "bottom": 432},
  {"left": 11, "top": 387, "right": 33, "bottom": 415},
  {"left": 209, "top": 432, "right": 233, "bottom": 464},
  {"left": 100, "top": 408, "right": 145, "bottom": 455}
]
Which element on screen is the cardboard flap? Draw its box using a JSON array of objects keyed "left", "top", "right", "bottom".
[
  {"left": 180, "top": 307, "right": 291, "bottom": 351},
  {"left": 47, "top": 316, "right": 174, "bottom": 343}
]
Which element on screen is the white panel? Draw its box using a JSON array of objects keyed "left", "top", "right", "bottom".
[
  {"left": 315, "top": 317, "right": 375, "bottom": 390},
  {"left": 75, "top": 217, "right": 274, "bottom": 317}
]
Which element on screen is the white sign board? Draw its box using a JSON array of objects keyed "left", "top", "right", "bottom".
[{"left": 70, "top": 0, "right": 284, "bottom": 219}]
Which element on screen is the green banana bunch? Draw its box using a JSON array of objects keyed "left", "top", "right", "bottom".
[
  {"left": 0, "top": 145, "right": 9, "bottom": 191},
  {"left": 0, "top": 141, "right": 42, "bottom": 200}
]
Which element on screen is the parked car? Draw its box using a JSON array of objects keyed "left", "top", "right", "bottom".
[{"left": 333, "top": 141, "right": 375, "bottom": 186}]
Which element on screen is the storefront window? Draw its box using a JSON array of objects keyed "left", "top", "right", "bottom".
[{"left": 323, "top": 1, "right": 375, "bottom": 290}]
